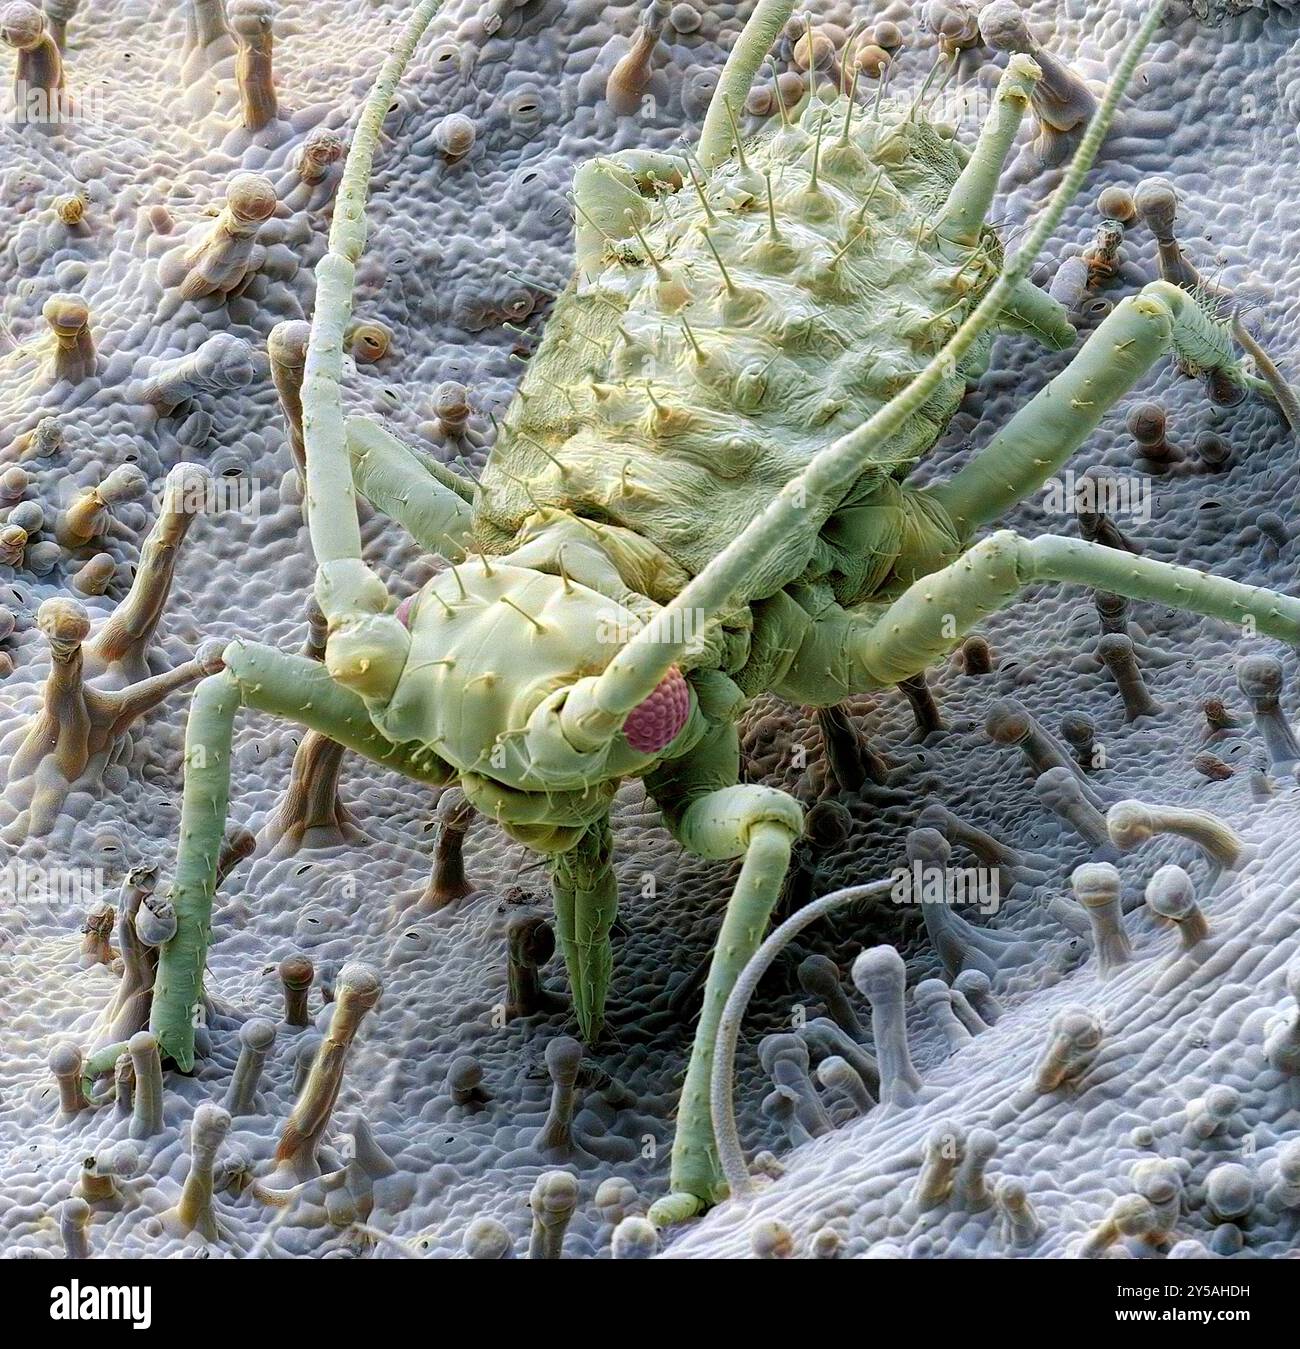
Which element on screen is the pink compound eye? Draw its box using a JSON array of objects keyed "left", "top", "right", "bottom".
[
  {"left": 395, "top": 594, "right": 415, "bottom": 628},
  {"left": 623, "top": 666, "right": 690, "bottom": 754}
]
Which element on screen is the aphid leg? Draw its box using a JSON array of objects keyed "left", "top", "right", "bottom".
[
  {"left": 927, "top": 279, "right": 1255, "bottom": 538},
  {"left": 851, "top": 531, "right": 1300, "bottom": 690},
  {"left": 933, "top": 52, "right": 1075, "bottom": 349},
  {"left": 345, "top": 415, "right": 475, "bottom": 560},
  {"left": 643, "top": 727, "right": 803, "bottom": 1225},
  {"left": 696, "top": 0, "right": 798, "bottom": 171},
  {"left": 935, "top": 54, "right": 1041, "bottom": 249},
  {"left": 999, "top": 272, "right": 1079, "bottom": 350},
  {"left": 149, "top": 643, "right": 451, "bottom": 1071}
]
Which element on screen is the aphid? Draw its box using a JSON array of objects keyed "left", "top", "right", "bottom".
[{"left": 139, "top": 0, "right": 1300, "bottom": 1226}]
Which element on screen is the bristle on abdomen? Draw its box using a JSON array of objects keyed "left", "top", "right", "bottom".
[{"left": 479, "top": 89, "right": 997, "bottom": 595}]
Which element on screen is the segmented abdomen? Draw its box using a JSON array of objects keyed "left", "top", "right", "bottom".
[{"left": 476, "top": 88, "right": 998, "bottom": 609}]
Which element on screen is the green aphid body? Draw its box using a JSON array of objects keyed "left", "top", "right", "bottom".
[
  {"left": 476, "top": 90, "right": 998, "bottom": 630},
  {"left": 151, "top": 0, "right": 1300, "bottom": 1224}
]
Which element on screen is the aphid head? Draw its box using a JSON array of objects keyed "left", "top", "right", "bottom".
[{"left": 381, "top": 560, "right": 696, "bottom": 794}]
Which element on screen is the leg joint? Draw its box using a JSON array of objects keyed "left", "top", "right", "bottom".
[
  {"left": 960, "top": 529, "right": 1034, "bottom": 588},
  {"left": 680, "top": 784, "right": 802, "bottom": 860}
]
